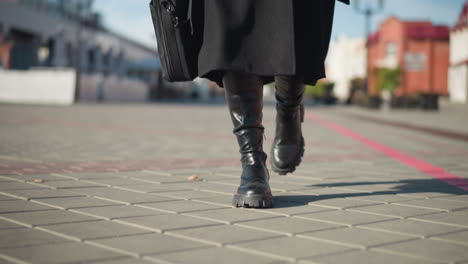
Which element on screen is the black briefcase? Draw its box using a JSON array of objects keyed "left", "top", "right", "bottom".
[{"left": 149, "top": 0, "right": 199, "bottom": 82}]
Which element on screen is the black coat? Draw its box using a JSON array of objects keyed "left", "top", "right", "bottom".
[{"left": 195, "top": 0, "right": 349, "bottom": 88}]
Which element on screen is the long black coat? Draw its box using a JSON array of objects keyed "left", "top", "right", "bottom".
[{"left": 195, "top": 0, "right": 349, "bottom": 88}]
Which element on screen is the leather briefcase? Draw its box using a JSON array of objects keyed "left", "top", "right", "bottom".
[{"left": 149, "top": 0, "right": 199, "bottom": 82}]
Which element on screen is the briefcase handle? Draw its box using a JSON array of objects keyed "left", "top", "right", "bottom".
[{"left": 160, "top": 0, "right": 193, "bottom": 34}]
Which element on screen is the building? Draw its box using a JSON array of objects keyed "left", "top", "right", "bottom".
[
  {"left": 367, "top": 17, "right": 450, "bottom": 97},
  {"left": 0, "top": 0, "right": 162, "bottom": 103},
  {"left": 449, "top": 1, "right": 468, "bottom": 103},
  {"left": 326, "top": 34, "right": 366, "bottom": 101}
]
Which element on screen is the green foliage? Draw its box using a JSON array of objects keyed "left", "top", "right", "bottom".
[
  {"left": 375, "top": 67, "right": 401, "bottom": 93},
  {"left": 305, "top": 82, "right": 335, "bottom": 98}
]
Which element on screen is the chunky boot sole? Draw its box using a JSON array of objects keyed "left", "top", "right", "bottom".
[
  {"left": 232, "top": 193, "right": 274, "bottom": 208},
  {"left": 270, "top": 135, "right": 305, "bottom": 175}
]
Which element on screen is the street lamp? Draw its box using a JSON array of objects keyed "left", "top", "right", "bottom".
[
  {"left": 74, "top": 2, "right": 83, "bottom": 102},
  {"left": 354, "top": 0, "right": 384, "bottom": 93}
]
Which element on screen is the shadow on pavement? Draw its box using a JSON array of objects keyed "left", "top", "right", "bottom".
[{"left": 274, "top": 178, "right": 467, "bottom": 207}]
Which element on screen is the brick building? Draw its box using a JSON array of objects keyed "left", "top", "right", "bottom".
[{"left": 367, "top": 17, "right": 450, "bottom": 97}]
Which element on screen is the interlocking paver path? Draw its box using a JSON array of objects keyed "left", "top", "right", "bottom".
[{"left": 0, "top": 100, "right": 467, "bottom": 264}]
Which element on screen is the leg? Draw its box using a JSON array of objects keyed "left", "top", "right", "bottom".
[
  {"left": 223, "top": 71, "right": 273, "bottom": 208},
  {"left": 270, "top": 75, "right": 306, "bottom": 175}
]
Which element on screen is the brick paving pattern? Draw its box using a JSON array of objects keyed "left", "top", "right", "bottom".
[{"left": 0, "top": 101, "right": 467, "bottom": 263}]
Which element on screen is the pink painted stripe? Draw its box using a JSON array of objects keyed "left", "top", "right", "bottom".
[{"left": 305, "top": 112, "right": 468, "bottom": 192}]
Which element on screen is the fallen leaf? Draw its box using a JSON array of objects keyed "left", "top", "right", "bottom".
[
  {"left": 187, "top": 175, "right": 200, "bottom": 181},
  {"left": 33, "top": 179, "right": 44, "bottom": 183}
]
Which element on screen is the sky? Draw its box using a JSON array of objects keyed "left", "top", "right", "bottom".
[{"left": 93, "top": 0, "right": 467, "bottom": 48}]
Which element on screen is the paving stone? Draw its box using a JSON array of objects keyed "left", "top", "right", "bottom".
[
  {"left": 57, "top": 172, "right": 139, "bottom": 180},
  {"left": 72, "top": 205, "right": 164, "bottom": 220},
  {"left": 437, "top": 195, "right": 468, "bottom": 203},
  {"left": 185, "top": 208, "right": 281, "bottom": 224},
  {"left": 0, "top": 182, "right": 46, "bottom": 191},
  {"left": 307, "top": 198, "right": 382, "bottom": 209},
  {"left": 33, "top": 196, "right": 121, "bottom": 209},
  {"left": 0, "top": 242, "right": 124, "bottom": 264},
  {"left": 349, "top": 204, "right": 442, "bottom": 218},
  {"left": 432, "top": 229, "right": 468, "bottom": 245},
  {"left": 40, "top": 220, "right": 151, "bottom": 240},
  {"left": 38, "top": 180, "right": 105, "bottom": 189},
  {"left": 305, "top": 249, "right": 442, "bottom": 264},
  {"left": 347, "top": 194, "right": 423, "bottom": 203},
  {"left": 0, "top": 228, "right": 69, "bottom": 248},
  {"left": 128, "top": 174, "right": 192, "bottom": 184},
  {"left": 0, "top": 194, "right": 17, "bottom": 201},
  {"left": 116, "top": 184, "right": 193, "bottom": 193},
  {"left": 360, "top": 219, "right": 466, "bottom": 237},
  {"left": 0, "top": 219, "right": 25, "bottom": 230},
  {"left": 167, "top": 224, "right": 283, "bottom": 245},
  {"left": 158, "top": 190, "right": 226, "bottom": 200},
  {"left": 153, "top": 247, "right": 281, "bottom": 264},
  {"left": 91, "top": 233, "right": 211, "bottom": 256},
  {"left": 192, "top": 195, "right": 234, "bottom": 207},
  {"left": 0, "top": 256, "right": 18, "bottom": 264},
  {"left": 291, "top": 187, "right": 367, "bottom": 196},
  {"left": 396, "top": 192, "right": 461, "bottom": 199},
  {"left": 375, "top": 238, "right": 468, "bottom": 262},
  {"left": 298, "top": 227, "right": 415, "bottom": 248},
  {"left": 230, "top": 236, "right": 354, "bottom": 261},
  {"left": 66, "top": 187, "right": 179, "bottom": 204},
  {"left": 0, "top": 188, "right": 84, "bottom": 199},
  {"left": 237, "top": 217, "right": 344, "bottom": 235},
  {"left": 273, "top": 193, "right": 324, "bottom": 205},
  {"left": 2, "top": 210, "right": 98, "bottom": 226},
  {"left": 91, "top": 258, "right": 155, "bottom": 264},
  {"left": 0, "top": 200, "right": 56, "bottom": 214},
  {"left": 410, "top": 210, "right": 468, "bottom": 227},
  {"left": 139, "top": 199, "right": 225, "bottom": 213},
  {"left": 187, "top": 182, "right": 238, "bottom": 194},
  {"left": 296, "top": 210, "right": 397, "bottom": 226},
  {"left": 259, "top": 200, "right": 335, "bottom": 216},
  {"left": 115, "top": 214, "right": 222, "bottom": 232},
  {"left": 84, "top": 178, "right": 151, "bottom": 187},
  {"left": 393, "top": 198, "right": 468, "bottom": 212},
  {"left": 5, "top": 174, "right": 69, "bottom": 183}
]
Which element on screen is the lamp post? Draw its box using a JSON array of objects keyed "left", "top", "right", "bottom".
[
  {"left": 354, "top": 0, "right": 384, "bottom": 93},
  {"left": 74, "top": 2, "right": 83, "bottom": 103}
]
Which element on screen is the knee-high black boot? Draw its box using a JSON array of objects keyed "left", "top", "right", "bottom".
[
  {"left": 223, "top": 71, "right": 273, "bottom": 208},
  {"left": 270, "top": 75, "right": 305, "bottom": 175}
]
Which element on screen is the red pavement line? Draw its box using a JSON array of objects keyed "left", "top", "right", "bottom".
[{"left": 305, "top": 112, "right": 468, "bottom": 192}]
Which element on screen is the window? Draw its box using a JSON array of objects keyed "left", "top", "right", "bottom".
[{"left": 386, "top": 42, "right": 397, "bottom": 58}]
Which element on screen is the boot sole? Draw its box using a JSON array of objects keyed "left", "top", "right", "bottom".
[
  {"left": 232, "top": 194, "right": 274, "bottom": 208},
  {"left": 270, "top": 135, "right": 305, "bottom": 176}
]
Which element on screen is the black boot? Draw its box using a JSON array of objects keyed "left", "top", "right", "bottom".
[
  {"left": 223, "top": 71, "right": 273, "bottom": 208},
  {"left": 270, "top": 76, "right": 305, "bottom": 175}
]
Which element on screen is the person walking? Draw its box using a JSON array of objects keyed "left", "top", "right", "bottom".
[{"left": 194, "top": 0, "right": 348, "bottom": 208}]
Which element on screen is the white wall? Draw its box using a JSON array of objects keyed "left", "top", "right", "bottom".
[
  {"left": 449, "top": 28, "right": 468, "bottom": 103},
  {"left": 0, "top": 68, "right": 76, "bottom": 105},
  {"left": 79, "top": 73, "right": 149, "bottom": 102},
  {"left": 449, "top": 64, "right": 468, "bottom": 103},
  {"left": 450, "top": 29, "right": 468, "bottom": 65},
  {"left": 326, "top": 35, "right": 366, "bottom": 101}
]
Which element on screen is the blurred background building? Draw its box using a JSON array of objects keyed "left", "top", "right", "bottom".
[
  {"left": 367, "top": 17, "right": 450, "bottom": 96},
  {"left": 0, "top": 0, "right": 466, "bottom": 107},
  {"left": 0, "top": 0, "right": 219, "bottom": 104}
]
